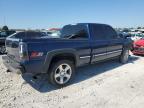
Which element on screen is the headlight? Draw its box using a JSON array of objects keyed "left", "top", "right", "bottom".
[{"left": 133, "top": 44, "right": 137, "bottom": 47}]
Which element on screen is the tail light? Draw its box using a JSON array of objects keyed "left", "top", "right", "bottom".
[
  {"left": 19, "top": 42, "right": 29, "bottom": 61},
  {"left": 30, "top": 51, "right": 43, "bottom": 58}
]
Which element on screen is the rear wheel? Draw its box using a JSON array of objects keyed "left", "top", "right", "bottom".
[
  {"left": 48, "top": 60, "right": 75, "bottom": 86},
  {"left": 120, "top": 49, "right": 129, "bottom": 64}
]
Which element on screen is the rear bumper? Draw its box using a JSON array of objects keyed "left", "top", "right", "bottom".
[
  {"left": 2, "top": 55, "right": 45, "bottom": 75},
  {"left": 2, "top": 56, "right": 25, "bottom": 74}
]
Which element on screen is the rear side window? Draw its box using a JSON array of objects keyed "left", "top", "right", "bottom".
[
  {"left": 61, "top": 25, "right": 88, "bottom": 39},
  {"left": 90, "top": 24, "right": 106, "bottom": 40}
]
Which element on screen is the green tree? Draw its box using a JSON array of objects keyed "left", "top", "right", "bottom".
[{"left": 2, "top": 26, "right": 9, "bottom": 31}]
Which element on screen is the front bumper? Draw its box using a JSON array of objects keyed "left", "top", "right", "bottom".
[
  {"left": 2, "top": 56, "right": 25, "bottom": 74},
  {"left": 132, "top": 47, "right": 144, "bottom": 55}
]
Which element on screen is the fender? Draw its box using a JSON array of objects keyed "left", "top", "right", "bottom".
[
  {"left": 123, "top": 39, "right": 132, "bottom": 50},
  {"left": 42, "top": 48, "right": 79, "bottom": 73}
]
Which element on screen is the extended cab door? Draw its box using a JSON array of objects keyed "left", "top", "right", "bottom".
[
  {"left": 89, "top": 24, "right": 109, "bottom": 63},
  {"left": 104, "top": 26, "right": 123, "bottom": 58}
]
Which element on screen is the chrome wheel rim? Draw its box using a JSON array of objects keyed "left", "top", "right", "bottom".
[{"left": 54, "top": 64, "right": 72, "bottom": 84}]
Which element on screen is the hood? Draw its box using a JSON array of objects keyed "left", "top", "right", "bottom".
[{"left": 134, "top": 39, "right": 144, "bottom": 46}]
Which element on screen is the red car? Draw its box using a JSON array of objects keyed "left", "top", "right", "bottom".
[{"left": 132, "top": 38, "right": 144, "bottom": 55}]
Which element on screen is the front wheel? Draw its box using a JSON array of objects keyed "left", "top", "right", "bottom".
[
  {"left": 48, "top": 60, "right": 75, "bottom": 87},
  {"left": 120, "top": 49, "right": 129, "bottom": 64}
]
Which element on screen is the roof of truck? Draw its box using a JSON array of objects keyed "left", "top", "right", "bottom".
[{"left": 67, "top": 23, "right": 111, "bottom": 27}]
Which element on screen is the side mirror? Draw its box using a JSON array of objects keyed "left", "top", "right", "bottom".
[{"left": 119, "top": 33, "right": 124, "bottom": 38}]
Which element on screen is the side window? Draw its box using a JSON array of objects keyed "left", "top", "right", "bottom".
[
  {"left": 90, "top": 24, "right": 106, "bottom": 40},
  {"left": 103, "top": 26, "right": 118, "bottom": 39},
  {"left": 61, "top": 25, "right": 88, "bottom": 39}
]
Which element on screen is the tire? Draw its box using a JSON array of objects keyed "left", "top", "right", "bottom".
[
  {"left": 48, "top": 60, "right": 75, "bottom": 87},
  {"left": 120, "top": 49, "right": 129, "bottom": 64}
]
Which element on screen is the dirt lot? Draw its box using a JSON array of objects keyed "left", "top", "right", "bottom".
[{"left": 0, "top": 54, "right": 144, "bottom": 108}]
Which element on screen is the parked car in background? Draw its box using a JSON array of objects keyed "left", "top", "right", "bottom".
[
  {"left": 41, "top": 28, "right": 61, "bottom": 38},
  {"left": 3, "top": 23, "right": 132, "bottom": 86},
  {"left": 130, "top": 33, "right": 144, "bottom": 41},
  {"left": 48, "top": 28, "right": 61, "bottom": 38},
  {"left": 132, "top": 38, "right": 144, "bottom": 55},
  {"left": 0, "top": 30, "right": 15, "bottom": 54},
  {"left": 118, "top": 32, "right": 134, "bottom": 50}
]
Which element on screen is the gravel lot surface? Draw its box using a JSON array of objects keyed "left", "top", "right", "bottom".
[{"left": 0, "top": 54, "right": 144, "bottom": 108}]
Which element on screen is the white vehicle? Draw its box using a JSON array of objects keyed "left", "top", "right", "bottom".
[{"left": 130, "top": 33, "right": 143, "bottom": 41}]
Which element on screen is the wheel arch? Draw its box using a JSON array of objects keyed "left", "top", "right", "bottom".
[{"left": 43, "top": 49, "right": 78, "bottom": 73}]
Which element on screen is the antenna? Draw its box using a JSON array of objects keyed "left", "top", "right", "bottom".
[{"left": 4, "top": 16, "right": 6, "bottom": 25}]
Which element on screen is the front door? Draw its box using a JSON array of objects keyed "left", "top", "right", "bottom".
[
  {"left": 104, "top": 25, "right": 123, "bottom": 58},
  {"left": 89, "top": 24, "right": 109, "bottom": 63}
]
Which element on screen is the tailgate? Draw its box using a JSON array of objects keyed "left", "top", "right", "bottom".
[{"left": 6, "top": 37, "right": 20, "bottom": 62}]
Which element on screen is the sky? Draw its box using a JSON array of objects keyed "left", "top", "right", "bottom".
[{"left": 0, "top": 0, "right": 144, "bottom": 29}]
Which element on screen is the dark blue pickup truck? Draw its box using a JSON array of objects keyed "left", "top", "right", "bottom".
[{"left": 2, "top": 23, "right": 131, "bottom": 86}]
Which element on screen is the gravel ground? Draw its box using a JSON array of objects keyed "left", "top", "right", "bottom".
[{"left": 0, "top": 54, "right": 144, "bottom": 108}]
